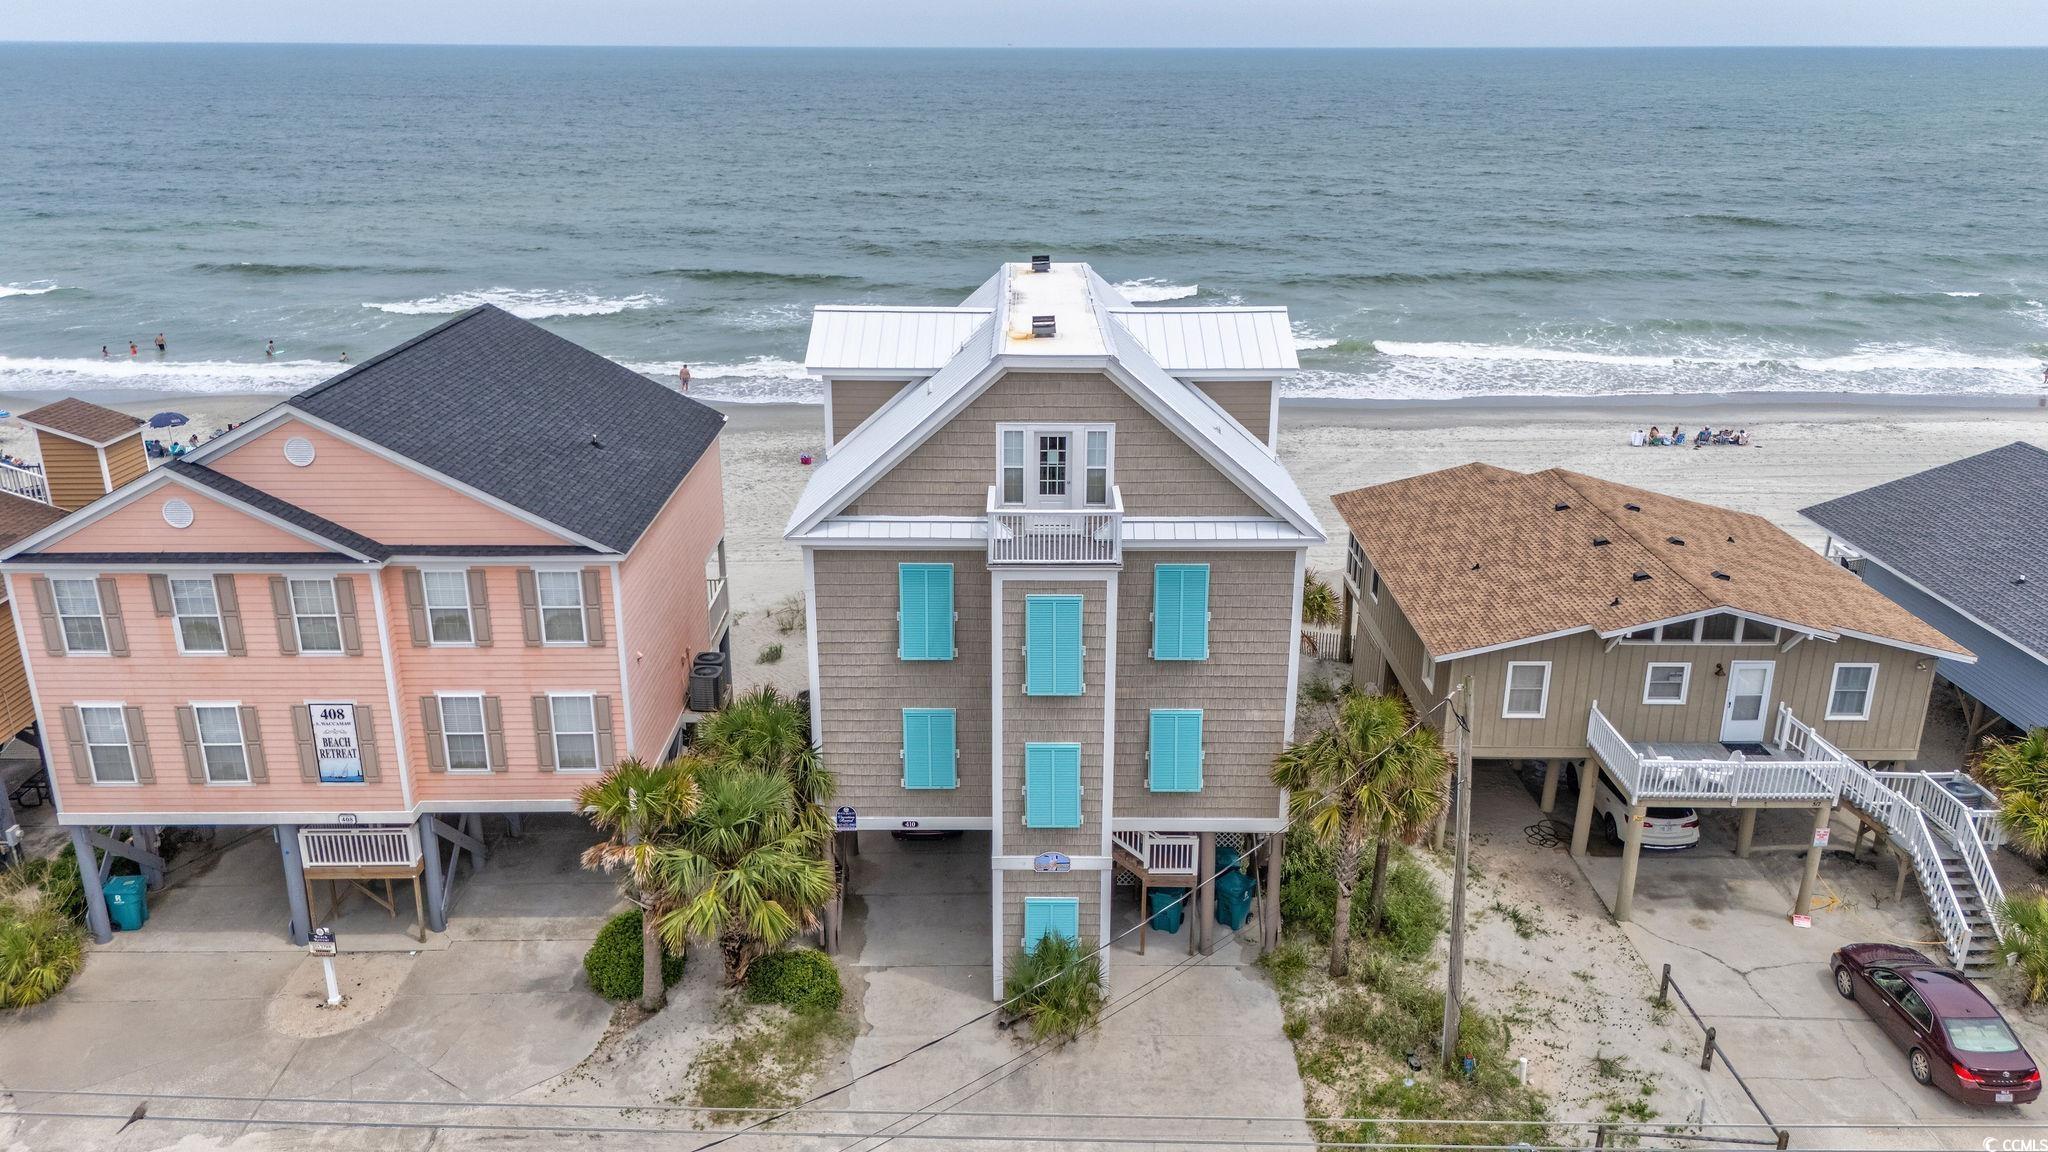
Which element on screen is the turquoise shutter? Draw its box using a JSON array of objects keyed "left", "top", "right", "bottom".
[
  {"left": 1022, "top": 897, "right": 1080, "bottom": 951},
  {"left": 1024, "top": 742, "right": 1082, "bottom": 828},
  {"left": 1148, "top": 709, "right": 1203, "bottom": 792},
  {"left": 1153, "top": 564, "right": 1210, "bottom": 660},
  {"left": 897, "top": 564, "right": 954, "bottom": 661},
  {"left": 1025, "top": 595, "right": 1083, "bottom": 695},
  {"left": 902, "top": 708, "right": 957, "bottom": 789}
]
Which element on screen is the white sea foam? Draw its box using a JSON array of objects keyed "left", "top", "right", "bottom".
[
  {"left": 1373, "top": 340, "right": 2034, "bottom": 375},
  {"left": 0, "top": 282, "right": 69, "bottom": 298},
  {"left": 0, "top": 356, "right": 335, "bottom": 396},
  {"left": 363, "top": 288, "right": 664, "bottom": 319},
  {"left": 624, "top": 357, "right": 819, "bottom": 402},
  {"left": 1942, "top": 291, "right": 1983, "bottom": 298},
  {"left": 1294, "top": 337, "right": 1339, "bottom": 351},
  {"left": 1113, "top": 279, "right": 1199, "bottom": 303}
]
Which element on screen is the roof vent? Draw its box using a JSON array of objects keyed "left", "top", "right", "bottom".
[
  {"left": 1553, "top": 502, "right": 1570, "bottom": 512},
  {"left": 1631, "top": 571, "right": 1651, "bottom": 582},
  {"left": 1609, "top": 596, "right": 1622, "bottom": 607},
  {"left": 1591, "top": 537, "right": 1611, "bottom": 547},
  {"left": 1030, "top": 254, "right": 1051, "bottom": 273},
  {"left": 2016, "top": 574, "right": 2030, "bottom": 585},
  {"left": 1031, "top": 315, "right": 1056, "bottom": 338},
  {"left": 1666, "top": 536, "right": 1685, "bottom": 546},
  {"left": 1470, "top": 563, "right": 1481, "bottom": 572},
  {"left": 1727, "top": 535, "right": 1736, "bottom": 543},
  {"left": 589, "top": 435, "right": 603, "bottom": 449},
  {"left": 1712, "top": 570, "right": 1732, "bottom": 582},
  {"left": 1624, "top": 502, "right": 1642, "bottom": 513}
]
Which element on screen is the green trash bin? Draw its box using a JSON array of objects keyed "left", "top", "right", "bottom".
[
  {"left": 1147, "top": 887, "right": 1188, "bottom": 934},
  {"left": 104, "top": 875, "right": 147, "bottom": 932}
]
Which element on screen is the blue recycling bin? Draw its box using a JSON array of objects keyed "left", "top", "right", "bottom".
[
  {"left": 1147, "top": 887, "right": 1188, "bottom": 934},
  {"left": 1213, "top": 845, "right": 1256, "bottom": 930},
  {"left": 104, "top": 875, "right": 147, "bottom": 931}
]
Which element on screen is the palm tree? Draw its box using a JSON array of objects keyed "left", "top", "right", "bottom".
[
  {"left": 579, "top": 757, "right": 701, "bottom": 1011},
  {"left": 694, "top": 687, "right": 834, "bottom": 833},
  {"left": 1980, "top": 727, "right": 2048, "bottom": 859},
  {"left": 1271, "top": 693, "right": 1447, "bottom": 977},
  {"left": 1995, "top": 894, "right": 2048, "bottom": 1006},
  {"left": 1299, "top": 568, "right": 1340, "bottom": 655},
  {"left": 645, "top": 765, "right": 837, "bottom": 984}
]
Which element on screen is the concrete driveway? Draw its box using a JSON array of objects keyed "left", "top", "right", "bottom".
[{"left": 0, "top": 814, "right": 622, "bottom": 1151}]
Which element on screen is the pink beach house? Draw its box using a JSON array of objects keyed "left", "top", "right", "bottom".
[{"left": 1, "top": 306, "right": 732, "bottom": 943}]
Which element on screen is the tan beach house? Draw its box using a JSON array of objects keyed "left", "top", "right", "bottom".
[
  {"left": 788, "top": 259, "right": 1324, "bottom": 994},
  {"left": 1331, "top": 464, "right": 2004, "bottom": 970},
  {"left": 1, "top": 306, "right": 733, "bottom": 945}
]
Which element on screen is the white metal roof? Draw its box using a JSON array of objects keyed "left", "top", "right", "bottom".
[
  {"left": 798, "top": 517, "right": 986, "bottom": 542},
  {"left": 805, "top": 307, "right": 990, "bottom": 374},
  {"left": 1108, "top": 308, "right": 1299, "bottom": 376},
  {"left": 1121, "top": 517, "right": 1320, "bottom": 544}
]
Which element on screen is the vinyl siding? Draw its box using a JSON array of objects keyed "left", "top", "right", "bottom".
[
  {"left": 1857, "top": 563, "right": 2048, "bottom": 732},
  {"left": 0, "top": 608, "right": 34, "bottom": 738},
  {"left": 1000, "top": 578, "right": 1106, "bottom": 857},
  {"left": 1115, "top": 551, "right": 1292, "bottom": 821},
  {"left": 39, "top": 486, "right": 325, "bottom": 555},
  {"left": 1349, "top": 540, "right": 1452, "bottom": 733},
  {"left": 848, "top": 371, "right": 1266, "bottom": 518},
  {"left": 618, "top": 444, "right": 726, "bottom": 753},
  {"left": 103, "top": 435, "right": 148, "bottom": 491},
  {"left": 37, "top": 434, "right": 107, "bottom": 512},
  {"left": 828, "top": 380, "right": 907, "bottom": 444},
  {"left": 997, "top": 870, "right": 1103, "bottom": 985},
  {"left": 812, "top": 549, "right": 992, "bottom": 821},
  {"left": 1190, "top": 380, "right": 1273, "bottom": 443}
]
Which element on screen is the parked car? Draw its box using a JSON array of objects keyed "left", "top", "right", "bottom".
[
  {"left": 1832, "top": 943, "right": 2041, "bottom": 1105},
  {"left": 1585, "top": 771, "right": 1699, "bottom": 849}
]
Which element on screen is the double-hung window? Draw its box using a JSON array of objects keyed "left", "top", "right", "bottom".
[
  {"left": 1084, "top": 430, "right": 1109, "bottom": 505},
  {"left": 1828, "top": 664, "right": 1877, "bottom": 721},
  {"left": 901, "top": 708, "right": 958, "bottom": 789},
  {"left": 170, "top": 577, "right": 226, "bottom": 653},
  {"left": 52, "top": 577, "right": 108, "bottom": 653},
  {"left": 194, "top": 704, "right": 250, "bottom": 784},
  {"left": 79, "top": 705, "right": 136, "bottom": 784},
  {"left": 536, "top": 571, "right": 586, "bottom": 644},
  {"left": 1151, "top": 564, "right": 1210, "bottom": 660},
  {"left": 897, "top": 563, "right": 955, "bottom": 661},
  {"left": 1000, "top": 429, "right": 1027, "bottom": 504},
  {"left": 1148, "top": 709, "right": 1203, "bottom": 793},
  {"left": 290, "top": 578, "right": 345, "bottom": 653},
  {"left": 439, "top": 695, "right": 491, "bottom": 772},
  {"left": 423, "top": 570, "right": 474, "bottom": 644},
  {"left": 1503, "top": 662, "right": 1551, "bottom": 718},
  {"left": 1023, "top": 742, "right": 1082, "bottom": 827},
  {"left": 1021, "top": 897, "right": 1080, "bottom": 952},
  {"left": 551, "top": 694, "right": 601, "bottom": 771},
  {"left": 1643, "top": 663, "right": 1690, "bottom": 705},
  {"left": 1024, "top": 595, "right": 1082, "bottom": 695}
]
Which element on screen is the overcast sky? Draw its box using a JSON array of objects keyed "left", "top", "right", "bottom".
[{"left": 4, "top": 0, "right": 2045, "bottom": 47}]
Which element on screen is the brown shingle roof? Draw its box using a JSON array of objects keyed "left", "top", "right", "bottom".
[
  {"left": 18, "top": 397, "right": 143, "bottom": 445},
  {"left": 0, "top": 491, "right": 68, "bottom": 551},
  {"left": 1330, "top": 463, "right": 1968, "bottom": 659}
]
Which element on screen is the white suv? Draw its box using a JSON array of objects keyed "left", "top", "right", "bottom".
[{"left": 1581, "top": 770, "right": 1700, "bottom": 850}]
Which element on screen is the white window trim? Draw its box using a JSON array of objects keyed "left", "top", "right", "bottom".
[
  {"left": 1502, "top": 661, "right": 1552, "bottom": 719},
  {"left": 169, "top": 575, "right": 228, "bottom": 656},
  {"left": 993, "top": 423, "right": 1115, "bottom": 509},
  {"left": 548, "top": 691, "right": 602, "bottom": 774},
  {"left": 289, "top": 576, "right": 346, "bottom": 656},
  {"left": 1826, "top": 663, "right": 1879, "bottom": 722},
  {"left": 1616, "top": 611, "right": 1785, "bottom": 646},
  {"left": 421, "top": 567, "right": 476, "bottom": 648},
  {"left": 1367, "top": 565, "right": 1381, "bottom": 604},
  {"left": 1642, "top": 662, "right": 1691, "bottom": 706},
  {"left": 191, "top": 700, "right": 252, "bottom": 787},
  {"left": 76, "top": 701, "right": 139, "bottom": 786},
  {"left": 435, "top": 691, "right": 492, "bottom": 774},
  {"left": 534, "top": 567, "right": 588, "bottom": 647},
  {"left": 52, "top": 575, "right": 111, "bottom": 656}
]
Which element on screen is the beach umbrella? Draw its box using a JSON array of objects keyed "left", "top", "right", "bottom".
[{"left": 149, "top": 411, "right": 189, "bottom": 429}]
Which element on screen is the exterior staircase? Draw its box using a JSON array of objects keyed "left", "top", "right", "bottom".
[
  {"left": 1110, "top": 831, "right": 1198, "bottom": 882},
  {"left": 1929, "top": 835, "right": 2003, "bottom": 976},
  {"left": 1839, "top": 762, "right": 2007, "bottom": 976}
]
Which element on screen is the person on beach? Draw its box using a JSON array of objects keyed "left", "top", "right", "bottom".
[
  {"left": 155, "top": 333, "right": 166, "bottom": 353},
  {"left": 1649, "top": 426, "right": 1663, "bottom": 445},
  {"left": 678, "top": 364, "right": 691, "bottom": 392}
]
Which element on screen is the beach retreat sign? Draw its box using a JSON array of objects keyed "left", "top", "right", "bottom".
[{"left": 310, "top": 703, "right": 365, "bottom": 784}]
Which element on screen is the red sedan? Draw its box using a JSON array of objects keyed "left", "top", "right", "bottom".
[{"left": 1832, "top": 943, "right": 2040, "bottom": 1105}]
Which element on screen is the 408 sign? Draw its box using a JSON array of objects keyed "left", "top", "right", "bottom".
[{"left": 310, "top": 703, "right": 364, "bottom": 784}]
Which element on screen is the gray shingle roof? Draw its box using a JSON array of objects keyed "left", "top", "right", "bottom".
[
  {"left": 289, "top": 305, "right": 724, "bottom": 553},
  {"left": 1801, "top": 441, "right": 2048, "bottom": 657}
]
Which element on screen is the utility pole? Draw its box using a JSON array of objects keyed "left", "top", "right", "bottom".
[{"left": 1440, "top": 677, "right": 1473, "bottom": 1068}]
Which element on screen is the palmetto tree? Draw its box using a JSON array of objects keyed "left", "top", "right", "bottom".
[
  {"left": 694, "top": 687, "right": 834, "bottom": 834},
  {"left": 1980, "top": 727, "right": 2048, "bottom": 860},
  {"left": 1271, "top": 693, "right": 1447, "bottom": 977},
  {"left": 579, "top": 757, "right": 701, "bottom": 1011},
  {"left": 645, "top": 765, "right": 837, "bottom": 984}
]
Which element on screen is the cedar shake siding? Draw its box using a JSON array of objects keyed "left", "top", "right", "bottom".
[
  {"left": 998, "top": 578, "right": 1108, "bottom": 859},
  {"left": 38, "top": 435, "right": 107, "bottom": 512},
  {"left": 997, "top": 869, "right": 1104, "bottom": 984},
  {"left": 849, "top": 371, "right": 1267, "bottom": 518},
  {"left": 812, "top": 548, "right": 993, "bottom": 822},
  {"left": 1189, "top": 380, "right": 1274, "bottom": 443},
  {"left": 828, "top": 380, "right": 907, "bottom": 445},
  {"left": 1115, "top": 551, "right": 1293, "bottom": 821}
]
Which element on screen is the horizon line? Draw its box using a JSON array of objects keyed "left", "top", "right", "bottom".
[{"left": 5, "top": 39, "right": 2048, "bottom": 51}]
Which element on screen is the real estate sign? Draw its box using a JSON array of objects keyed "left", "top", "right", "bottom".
[{"left": 311, "top": 703, "right": 364, "bottom": 784}]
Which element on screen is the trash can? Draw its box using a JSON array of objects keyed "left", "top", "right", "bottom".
[
  {"left": 104, "top": 875, "right": 147, "bottom": 931},
  {"left": 1214, "top": 845, "right": 1256, "bottom": 930},
  {"left": 1147, "top": 887, "right": 1188, "bottom": 934}
]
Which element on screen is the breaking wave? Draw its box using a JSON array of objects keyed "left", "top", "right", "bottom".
[
  {"left": 0, "top": 355, "right": 335, "bottom": 396},
  {"left": 0, "top": 282, "right": 71, "bottom": 298},
  {"left": 1113, "top": 279, "right": 1199, "bottom": 302},
  {"left": 362, "top": 288, "right": 664, "bottom": 319}
]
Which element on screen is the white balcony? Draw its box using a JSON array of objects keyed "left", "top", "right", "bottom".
[
  {"left": 986, "top": 485, "right": 1123, "bottom": 566},
  {"left": 0, "top": 461, "right": 49, "bottom": 504},
  {"left": 1586, "top": 702, "right": 1847, "bottom": 805}
]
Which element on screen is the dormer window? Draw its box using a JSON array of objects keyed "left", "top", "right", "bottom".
[{"left": 996, "top": 424, "right": 1112, "bottom": 509}]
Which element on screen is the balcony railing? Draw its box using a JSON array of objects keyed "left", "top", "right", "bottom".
[
  {"left": 299, "top": 825, "right": 422, "bottom": 870},
  {"left": 1586, "top": 701, "right": 1845, "bottom": 805},
  {"left": 986, "top": 485, "right": 1122, "bottom": 566},
  {"left": 1112, "top": 831, "right": 1198, "bottom": 876},
  {"left": 0, "top": 461, "right": 49, "bottom": 504},
  {"left": 705, "top": 576, "right": 731, "bottom": 644}
]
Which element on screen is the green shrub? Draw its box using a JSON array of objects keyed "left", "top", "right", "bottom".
[
  {"left": 1279, "top": 840, "right": 1445, "bottom": 960},
  {"left": 744, "top": 948, "right": 842, "bottom": 1013},
  {"left": 583, "top": 909, "right": 684, "bottom": 1002},
  {"left": 757, "top": 643, "right": 784, "bottom": 665},
  {"left": 1378, "top": 860, "right": 1447, "bottom": 961},
  {"left": 1003, "top": 934, "right": 1103, "bottom": 1045},
  {"left": 0, "top": 911, "right": 85, "bottom": 1009}
]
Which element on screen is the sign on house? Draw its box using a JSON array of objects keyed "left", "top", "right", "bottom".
[
  {"left": 1033, "top": 852, "right": 1071, "bottom": 873},
  {"left": 310, "top": 703, "right": 364, "bottom": 784},
  {"left": 835, "top": 806, "right": 857, "bottom": 830}
]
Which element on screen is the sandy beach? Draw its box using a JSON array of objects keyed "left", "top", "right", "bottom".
[{"left": 7, "top": 389, "right": 2044, "bottom": 631}]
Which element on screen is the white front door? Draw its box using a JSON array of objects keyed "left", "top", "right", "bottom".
[
  {"left": 1026, "top": 431, "right": 1074, "bottom": 509},
  {"left": 1720, "top": 661, "right": 1775, "bottom": 743}
]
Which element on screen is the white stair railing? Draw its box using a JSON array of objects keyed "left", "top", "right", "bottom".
[
  {"left": 1111, "top": 831, "right": 1198, "bottom": 876},
  {"left": 1878, "top": 771, "right": 2006, "bottom": 945},
  {"left": 1841, "top": 759, "right": 1990, "bottom": 967},
  {"left": 0, "top": 461, "right": 49, "bottom": 504}
]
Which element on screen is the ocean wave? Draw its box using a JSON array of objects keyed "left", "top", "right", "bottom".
[
  {"left": 362, "top": 289, "right": 663, "bottom": 319},
  {"left": 1943, "top": 291, "right": 1983, "bottom": 298},
  {"left": 648, "top": 268, "right": 870, "bottom": 289},
  {"left": 0, "top": 356, "right": 334, "bottom": 396},
  {"left": 624, "top": 357, "right": 819, "bottom": 403},
  {"left": 1678, "top": 213, "right": 1795, "bottom": 229},
  {"left": 1294, "top": 337, "right": 1339, "bottom": 351},
  {"left": 0, "top": 282, "right": 71, "bottom": 298},
  {"left": 196, "top": 261, "right": 447, "bottom": 277},
  {"left": 1113, "top": 279, "right": 1199, "bottom": 303},
  {"left": 718, "top": 303, "right": 811, "bottom": 332},
  {"left": 1372, "top": 339, "right": 2036, "bottom": 375}
]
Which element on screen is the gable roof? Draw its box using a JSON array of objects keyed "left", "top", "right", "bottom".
[
  {"left": 785, "top": 261, "right": 1323, "bottom": 539},
  {"left": 805, "top": 307, "right": 991, "bottom": 374},
  {"left": 286, "top": 305, "right": 723, "bottom": 553},
  {"left": 1108, "top": 307, "right": 1299, "bottom": 375},
  {"left": 1801, "top": 441, "right": 2048, "bottom": 658},
  {"left": 18, "top": 397, "right": 143, "bottom": 446},
  {"left": 0, "top": 492, "right": 68, "bottom": 550},
  {"left": 1332, "top": 463, "right": 1968, "bottom": 661}
]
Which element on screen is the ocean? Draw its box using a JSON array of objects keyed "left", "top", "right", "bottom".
[{"left": 2, "top": 44, "right": 2046, "bottom": 405}]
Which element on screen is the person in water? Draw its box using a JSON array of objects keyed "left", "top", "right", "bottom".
[
  {"left": 155, "top": 333, "right": 166, "bottom": 353},
  {"left": 338, "top": 352, "right": 349, "bottom": 362},
  {"left": 677, "top": 364, "right": 691, "bottom": 391},
  {"left": 265, "top": 339, "right": 275, "bottom": 357},
  {"left": 100, "top": 345, "right": 108, "bottom": 358},
  {"left": 129, "top": 342, "right": 138, "bottom": 356}
]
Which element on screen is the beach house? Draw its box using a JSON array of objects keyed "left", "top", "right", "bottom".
[
  {"left": 788, "top": 259, "right": 1324, "bottom": 994},
  {"left": 1, "top": 306, "right": 731, "bottom": 945},
  {"left": 1332, "top": 464, "right": 2006, "bottom": 969},
  {"left": 0, "top": 412, "right": 81, "bottom": 855}
]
